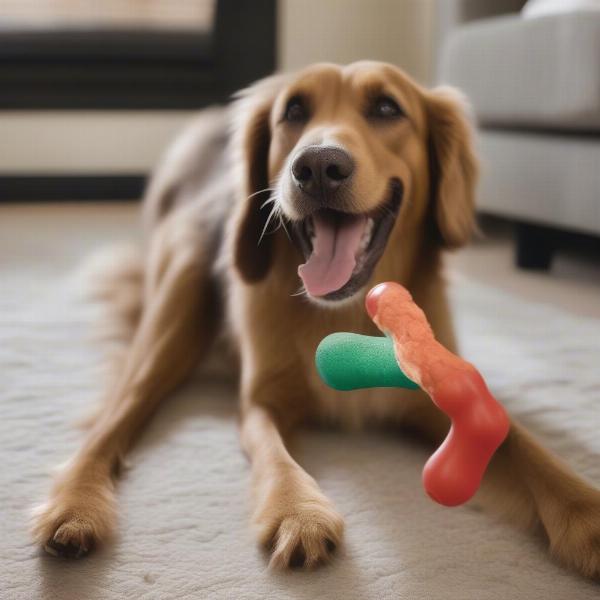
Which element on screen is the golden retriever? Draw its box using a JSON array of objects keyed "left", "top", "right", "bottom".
[{"left": 32, "top": 62, "right": 600, "bottom": 577}]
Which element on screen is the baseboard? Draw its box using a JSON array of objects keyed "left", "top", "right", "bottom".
[{"left": 0, "top": 175, "right": 146, "bottom": 201}]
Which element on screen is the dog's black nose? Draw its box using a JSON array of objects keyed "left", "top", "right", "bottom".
[{"left": 291, "top": 145, "right": 354, "bottom": 198}]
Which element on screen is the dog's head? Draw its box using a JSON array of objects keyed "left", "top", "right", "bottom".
[{"left": 232, "top": 61, "right": 478, "bottom": 304}]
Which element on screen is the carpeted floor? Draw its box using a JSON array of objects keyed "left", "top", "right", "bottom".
[{"left": 1, "top": 204, "right": 599, "bottom": 599}]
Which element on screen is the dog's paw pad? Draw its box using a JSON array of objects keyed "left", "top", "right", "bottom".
[
  {"left": 266, "top": 509, "right": 344, "bottom": 569},
  {"left": 42, "top": 518, "right": 95, "bottom": 559}
]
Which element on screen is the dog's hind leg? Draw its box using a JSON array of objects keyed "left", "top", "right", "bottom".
[
  {"left": 480, "top": 421, "right": 600, "bottom": 579},
  {"left": 401, "top": 395, "right": 600, "bottom": 579},
  {"left": 32, "top": 203, "right": 222, "bottom": 558}
]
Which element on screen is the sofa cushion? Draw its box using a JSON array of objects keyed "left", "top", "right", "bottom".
[
  {"left": 523, "top": 0, "right": 600, "bottom": 18},
  {"left": 439, "top": 12, "right": 600, "bottom": 131},
  {"left": 476, "top": 130, "right": 600, "bottom": 234}
]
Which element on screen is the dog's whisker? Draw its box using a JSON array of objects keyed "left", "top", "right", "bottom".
[
  {"left": 290, "top": 286, "right": 307, "bottom": 298},
  {"left": 257, "top": 199, "right": 280, "bottom": 246},
  {"left": 384, "top": 205, "right": 397, "bottom": 219},
  {"left": 260, "top": 196, "right": 277, "bottom": 210},
  {"left": 247, "top": 187, "right": 276, "bottom": 201},
  {"left": 257, "top": 213, "right": 276, "bottom": 246},
  {"left": 279, "top": 215, "right": 292, "bottom": 241}
]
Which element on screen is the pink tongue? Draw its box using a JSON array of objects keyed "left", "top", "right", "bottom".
[{"left": 298, "top": 213, "right": 367, "bottom": 297}]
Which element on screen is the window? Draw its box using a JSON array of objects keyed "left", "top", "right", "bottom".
[
  {"left": 0, "top": 0, "right": 276, "bottom": 200},
  {"left": 0, "top": 1, "right": 216, "bottom": 31},
  {"left": 0, "top": 0, "right": 276, "bottom": 109}
]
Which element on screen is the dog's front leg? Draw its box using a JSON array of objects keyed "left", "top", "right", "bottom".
[
  {"left": 32, "top": 208, "right": 220, "bottom": 558},
  {"left": 240, "top": 398, "right": 344, "bottom": 569}
]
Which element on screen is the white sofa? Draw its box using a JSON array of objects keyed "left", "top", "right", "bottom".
[{"left": 437, "top": 0, "right": 600, "bottom": 268}]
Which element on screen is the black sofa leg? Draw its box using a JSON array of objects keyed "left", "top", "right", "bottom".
[{"left": 515, "top": 223, "right": 556, "bottom": 271}]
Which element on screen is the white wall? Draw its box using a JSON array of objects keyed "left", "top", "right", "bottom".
[
  {"left": 0, "top": 1, "right": 436, "bottom": 175},
  {"left": 0, "top": 111, "right": 196, "bottom": 174},
  {"left": 279, "top": 0, "right": 435, "bottom": 84}
]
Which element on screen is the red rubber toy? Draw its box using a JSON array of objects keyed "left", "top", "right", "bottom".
[{"left": 366, "top": 282, "right": 510, "bottom": 506}]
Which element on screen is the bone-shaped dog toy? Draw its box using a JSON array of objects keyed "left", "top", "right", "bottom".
[{"left": 315, "top": 281, "right": 510, "bottom": 507}]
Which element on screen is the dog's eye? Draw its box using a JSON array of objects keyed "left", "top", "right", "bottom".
[
  {"left": 284, "top": 96, "right": 309, "bottom": 123},
  {"left": 369, "top": 96, "right": 404, "bottom": 120}
]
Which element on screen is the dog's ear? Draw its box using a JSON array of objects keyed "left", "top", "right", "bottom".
[
  {"left": 231, "top": 74, "right": 286, "bottom": 283},
  {"left": 425, "top": 87, "right": 479, "bottom": 248}
]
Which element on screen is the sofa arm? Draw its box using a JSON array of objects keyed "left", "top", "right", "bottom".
[
  {"left": 436, "top": 0, "right": 526, "bottom": 43},
  {"left": 435, "top": 0, "right": 526, "bottom": 82},
  {"left": 438, "top": 0, "right": 526, "bottom": 29}
]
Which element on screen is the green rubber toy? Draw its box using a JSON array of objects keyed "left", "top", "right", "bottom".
[{"left": 315, "top": 332, "right": 418, "bottom": 391}]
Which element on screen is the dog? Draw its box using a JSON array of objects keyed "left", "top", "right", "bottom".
[{"left": 32, "top": 61, "right": 600, "bottom": 577}]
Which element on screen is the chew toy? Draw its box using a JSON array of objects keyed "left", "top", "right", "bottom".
[{"left": 315, "top": 282, "right": 510, "bottom": 507}]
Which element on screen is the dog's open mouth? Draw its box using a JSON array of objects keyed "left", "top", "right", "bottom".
[{"left": 291, "top": 180, "right": 403, "bottom": 301}]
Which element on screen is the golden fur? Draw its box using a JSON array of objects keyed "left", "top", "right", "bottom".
[{"left": 32, "top": 62, "right": 600, "bottom": 576}]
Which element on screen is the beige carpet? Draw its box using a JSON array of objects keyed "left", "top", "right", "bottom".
[{"left": 1, "top": 204, "right": 599, "bottom": 599}]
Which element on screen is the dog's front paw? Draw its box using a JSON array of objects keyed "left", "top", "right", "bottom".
[
  {"left": 546, "top": 493, "right": 600, "bottom": 579},
  {"left": 31, "top": 475, "right": 116, "bottom": 559},
  {"left": 254, "top": 470, "right": 344, "bottom": 569}
]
